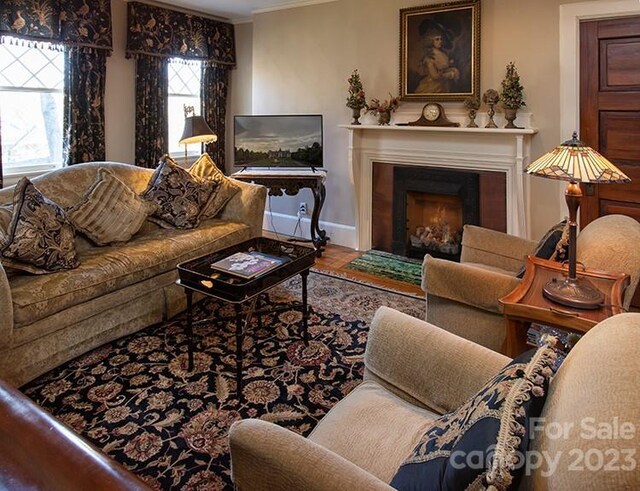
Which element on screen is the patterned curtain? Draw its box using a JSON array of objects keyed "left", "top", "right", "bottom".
[
  {"left": 134, "top": 56, "right": 169, "bottom": 168},
  {"left": 1, "top": 0, "right": 112, "bottom": 167},
  {"left": 126, "top": 2, "right": 235, "bottom": 168},
  {"left": 202, "top": 65, "right": 230, "bottom": 173},
  {"left": 63, "top": 47, "right": 108, "bottom": 165}
]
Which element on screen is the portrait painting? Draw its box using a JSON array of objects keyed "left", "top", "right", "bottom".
[{"left": 400, "top": 0, "right": 480, "bottom": 101}]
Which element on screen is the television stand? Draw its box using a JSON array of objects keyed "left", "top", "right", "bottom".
[{"left": 231, "top": 169, "right": 329, "bottom": 256}]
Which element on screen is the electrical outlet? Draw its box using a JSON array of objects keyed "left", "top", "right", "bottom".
[{"left": 298, "top": 202, "right": 308, "bottom": 216}]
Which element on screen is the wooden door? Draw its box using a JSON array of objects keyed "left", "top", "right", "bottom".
[
  {"left": 580, "top": 17, "right": 640, "bottom": 309},
  {"left": 580, "top": 17, "right": 640, "bottom": 223}
]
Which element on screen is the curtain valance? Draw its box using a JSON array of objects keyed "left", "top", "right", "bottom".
[
  {"left": 126, "top": 2, "right": 235, "bottom": 67},
  {"left": 0, "top": 0, "right": 112, "bottom": 51}
]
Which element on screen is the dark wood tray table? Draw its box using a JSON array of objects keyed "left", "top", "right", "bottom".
[{"left": 176, "top": 237, "right": 316, "bottom": 401}]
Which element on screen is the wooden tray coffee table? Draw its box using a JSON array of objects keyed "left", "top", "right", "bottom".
[{"left": 176, "top": 237, "right": 316, "bottom": 400}]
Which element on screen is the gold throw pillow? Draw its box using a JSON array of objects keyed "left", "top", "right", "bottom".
[{"left": 188, "top": 153, "right": 240, "bottom": 219}]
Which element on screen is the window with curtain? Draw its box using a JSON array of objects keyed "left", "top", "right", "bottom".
[
  {"left": 0, "top": 37, "right": 64, "bottom": 176},
  {"left": 167, "top": 59, "right": 202, "bottom": 160}
]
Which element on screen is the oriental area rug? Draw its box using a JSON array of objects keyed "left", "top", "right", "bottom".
[{"left": 21, "top": 272, "right": 424, "bottom": 490}]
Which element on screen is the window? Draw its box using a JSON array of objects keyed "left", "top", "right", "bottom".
[
  {"left": 0, "top": 37, "right": 64, "bottom": 175},
  {"left": 167, "top": 59, "right": 202, "bottom": 159}
]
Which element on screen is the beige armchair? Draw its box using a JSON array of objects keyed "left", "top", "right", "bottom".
[
  {"left": 229, "top": 306, "right": 640, "bottom": 490},
  {"left": 422, "top": 214, "right": 640, "bottom": 352}
]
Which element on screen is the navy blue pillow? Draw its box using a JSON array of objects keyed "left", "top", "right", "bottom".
[
  {"left": 390, "top": 346, "right": 560, "bottom": 491},
  {"left": 516, "top": 220, "right": 568, "bottom": 278}
]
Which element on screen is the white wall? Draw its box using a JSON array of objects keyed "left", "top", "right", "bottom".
[{"left": 232, "top": 0, "right": 621, "bottom": 242}]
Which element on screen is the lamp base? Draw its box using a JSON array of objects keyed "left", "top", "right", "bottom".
[{"left": 542, "top": 276, "right": 605, "bottom": 310}]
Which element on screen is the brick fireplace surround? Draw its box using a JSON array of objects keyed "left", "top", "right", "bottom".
[{"left": 341, "top": 122, "right": 537, "bottom": 252}]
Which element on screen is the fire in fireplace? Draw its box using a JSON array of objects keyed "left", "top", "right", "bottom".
[
  {"left": 392, "top": 166, "right": 479, "bottom": 261},
  {"left": 407, "top": 192, "right": 463, "bottom": 258}
]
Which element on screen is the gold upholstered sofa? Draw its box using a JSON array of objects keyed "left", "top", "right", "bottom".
[{"left": 0, "top": 161, "right": 266, "bottom": 386}]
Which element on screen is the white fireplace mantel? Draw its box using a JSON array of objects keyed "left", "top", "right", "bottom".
[{"left": 340, "top": 124, "right": 538, "bottom": 251}]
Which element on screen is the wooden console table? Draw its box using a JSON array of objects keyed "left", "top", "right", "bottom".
[
  {"left": 499, "top": 255, "right": 629, "bottom": 357},
  {"left": 232, "top": 170, "right": 329, "bottom": 256}
]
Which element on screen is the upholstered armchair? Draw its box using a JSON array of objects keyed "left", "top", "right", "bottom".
[
  {"left": 422, "top": 214, "right": 640, "bottom": 352},
  {"left": 229, "top": 306, "right": 640, "bottom": 490}
]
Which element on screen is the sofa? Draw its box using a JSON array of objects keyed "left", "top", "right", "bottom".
[
  {"left": 422, "top": 214, "right": 640, "bottom": 352},
  {"left": 0, "top": 161, "right": 266, "bottom": 386},
  {"left": 230, "top": 306, "right": 640, "bottom": 490}
]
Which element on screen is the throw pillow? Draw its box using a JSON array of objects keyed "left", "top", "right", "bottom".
[
  {"left": 142, "top": 155, "right": 216, "bottom": 229},
  {"left": 516, "top": 220, "right": 568, "bottom": 278},
  {"left": 0, "top": 177, "right": 80, "bottom": 274},
  {"left": 188, "top": 153, "right": 240, "bottom": 219},
  {"left": 66, "top": 168, "right": 157, "bottom": 246},
  {"left": 390, "top": 344, "right": 560, "bottom": 491}
]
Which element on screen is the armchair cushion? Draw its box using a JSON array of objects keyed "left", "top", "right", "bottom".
[
  {"left": 390, "top": 345, "right": 560, "bottom": 491},
  {"left": 423, "top": 256, "right": 521, "bottom": 313}
]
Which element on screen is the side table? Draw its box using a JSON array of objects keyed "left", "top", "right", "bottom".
[
  {"left": 499, "top": 255, "right": 629, "bottom": 357},
  {"left": 232, "top": 170, "right": 329, "bottom": 256}
]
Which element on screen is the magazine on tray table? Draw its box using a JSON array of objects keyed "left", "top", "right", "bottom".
[{"left": 210, "top": 251, "right": 288, "bottom": 279}]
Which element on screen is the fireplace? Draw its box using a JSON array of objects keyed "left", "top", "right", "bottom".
[
  {"left": 372, "top": 162, "right": 506, "bottom": 260},
  {"left": 392, "top": 167, "right": 479, "bottom": 260}
]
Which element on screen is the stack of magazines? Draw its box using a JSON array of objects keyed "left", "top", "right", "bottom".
[{"left": 210, "top": 251, "right": 286, "bottom": 279}]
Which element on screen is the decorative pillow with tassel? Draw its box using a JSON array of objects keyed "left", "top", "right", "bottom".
[{"left": 390, "top": 342, "right": 561, "bottom": 491}]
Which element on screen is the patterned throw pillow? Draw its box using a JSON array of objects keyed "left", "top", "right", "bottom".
[
  {"left": 66, "top": 168, "right": 157, "bottom": 246},
  {"left": 142, "top": 156, "right": 217, "bottom": 229},
  {"left": 0, "top": 177, "right": 80, "bottom": 274},
  {"left": 390, "top": 345, "right": 560, "bottom": 491},
  {"left": 516, "top": 220, "right": 568, "bottom": 278},
  {"left": 188, "top": 153, "right": 240, "bottom": 219}
]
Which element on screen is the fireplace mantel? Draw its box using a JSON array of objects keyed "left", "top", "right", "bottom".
[{"left": 340, "top": 124, "right": 538, "bottom": 251}]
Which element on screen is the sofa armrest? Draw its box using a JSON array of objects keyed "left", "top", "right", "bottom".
[
  {"left": 364, "top": 306, "right": 510, "bottom": 414},
  {"left": 218, "top": 179, "right": 267, "bottom": 238},
  {"left": 460, "top": 225, "right": 537, "bottom": 272},
  {"left": 0, "top": 263, "right": 12, "bottom": 349},
  {"left": 0, "top": 379, "right": 151, "bottom": 490},
  {"left": 422, "top": 255, "right": 521, "bottom": 313},
  {"left": 229, "top": 419, "right": 392, "bottom": 491}
]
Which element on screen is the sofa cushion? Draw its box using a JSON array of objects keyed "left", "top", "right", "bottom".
[
  {"left": 142, "top": 156, "right": 217, "bottom": 229},
  {"left": 67, "top": 168, "right": 156, "bottom": 246},
  {"left": 189, "top": 153, "right": 240, "bottom": 219},
  {"left": 390, "top": 345, "right": 559, "bottom": 491},
  {"left": 0, "top": 177, "right": 79, "bottom": 274},
  {"left": 308, "top": 381, "right": 439, "bottom": 483},
  {"left": 9, "top": 219, "right": 251, "bottom": 328}
]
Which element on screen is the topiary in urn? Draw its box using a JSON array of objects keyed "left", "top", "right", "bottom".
[{"left": 499, "top": 62, "right": 526, "bottom": 129}]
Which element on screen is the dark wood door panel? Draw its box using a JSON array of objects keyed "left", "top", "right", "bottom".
[
  {"left": 599, "top": 200, "right": 640, "bottom": 222},
  {"left": 599, "top": 39, "right": 640, "bottom": 89},
  {"left": 598, "top": 16, "right": 640, "bottom": 38},
  {"left": 599, "top": 111, "right": 640, "bottom": 163}
]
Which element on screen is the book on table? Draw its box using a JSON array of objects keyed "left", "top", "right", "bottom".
[{"left": 210, "top": 251, "right": 287, "bottom": 279}]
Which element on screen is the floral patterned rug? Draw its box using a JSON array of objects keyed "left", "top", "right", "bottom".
[{"left": 21, "top": 271, "right": 424, "bottom": 490}]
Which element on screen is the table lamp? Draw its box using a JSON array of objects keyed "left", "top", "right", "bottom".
[
  {"left": 179, "top": 105, "right": 217, "bottom": 165},
  {"left": 525, "top": 132, "right": 630, "bottom": 309}
]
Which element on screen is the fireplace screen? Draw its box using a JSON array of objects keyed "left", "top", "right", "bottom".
[{"left": 406, "top": 191, "right": 463, "bottom": 257}]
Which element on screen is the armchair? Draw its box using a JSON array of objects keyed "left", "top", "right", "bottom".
[
  {"left": 422, "top": 214, "right": 640, "bottom": 352},
  {"left": 229, "top": 307, "right": 640, "bottom": 490}
]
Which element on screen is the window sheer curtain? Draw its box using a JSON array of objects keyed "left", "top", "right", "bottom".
[
  {"left": 0, "top": 0, "right": 113, "bottom": 167},
  {"left": 126, "top": 2, "right": 236, "bottom": 169}
]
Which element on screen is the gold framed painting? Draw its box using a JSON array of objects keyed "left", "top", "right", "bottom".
[{"left": 400, "top": 0, "right": 481, "bottom": 101}]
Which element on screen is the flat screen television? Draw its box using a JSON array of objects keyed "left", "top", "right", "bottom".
[{"left": 234, "top": 114, "right": 323, "bottom": 168}]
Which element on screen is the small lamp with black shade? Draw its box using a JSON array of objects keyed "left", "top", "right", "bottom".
[
  {"left": 525, "top": 132, "right": 630, "bottom": 309},
  {"left": 179, "top": 105, "right": 217, "bottom": 165}
]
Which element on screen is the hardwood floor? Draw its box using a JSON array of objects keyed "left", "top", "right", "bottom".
[{"left": 264, "top": 231, "right": 425, "bottom": 296}]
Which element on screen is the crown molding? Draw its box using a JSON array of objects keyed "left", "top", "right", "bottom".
[{"left": 253, "top": 0, "right": 338, "bottom": 16}]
